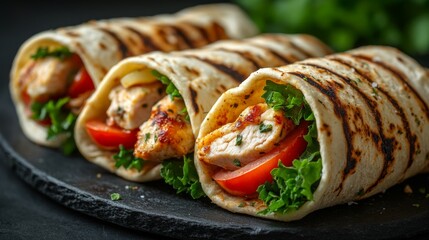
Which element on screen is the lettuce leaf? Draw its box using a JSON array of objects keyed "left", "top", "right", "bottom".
[
  {"left": 31, "top": 97, "right": 77, "bottom": 155},
  {"left": 151, "top": 70, "right": 182, "bottom": 100},
  {"left": 161, "top": 154, "right": 206, "bottom": 199},
  {"left": 113, "top": 145, "right": 145, "bottom": 171},
  {"left": 257, "top": 81, "right": 322, "bottom": 214}
]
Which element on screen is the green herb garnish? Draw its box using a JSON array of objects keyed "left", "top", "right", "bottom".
[
  {"left": 151, "top": 70, "right": 182, "bottom": 100},
  {"left": 144, "top": 133, "right": 151, "bottom": 142},
  {"left": 259, "top": 122, "right": 273, "bottom": 133},
  {"left": 233, "top": 159, "right": 242, "bottom": 167},
  {"left": 257, "top": 81, "right": 322, "bottom": 214},
  {"left": 235, "top": 134, "right": 243, "bottom": 146},
  {"left": 31, "top": 46, "right": 73, "bottom": 60},
  {"left": 160, "top": 154, "right": 205, "bottom": 199},
  {"left": 113, "top": 145, "right": 145, "bottom": 171},
  {"left": 31, "top": 97, "right": 77, "bottom": 155},
  {"left": 110, "top": 193, "right": 121, "bottom": 201}
]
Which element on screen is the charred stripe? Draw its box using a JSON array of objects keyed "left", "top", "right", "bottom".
[
  {"left": 97, "top": 27, "right": 129, "bottom": 58},
  {"left": 301, "top": 62, "right": 396, "bottom": 194},
  {"left": 168, "top": 25, "right": 196, "bottom": 48},
  {"left": 333, "top": 56, "right": 416, "bottom": 177},
  {"left": 352, "top": 54, "right": 429, "bottom": 119},
  {"left": 288, "top": 71, "right": 356, "bottom": 194},
  {"left": 123, "top": 26, "right": 161, "bottom": 52},
  {"left": 215, "top": 48, "right": 261, "bottom": 69},
  {"left": 185, "top": 55, "right": 246, "bottom": 83},
  {"left": 189, "top": 86, "right": 199, "bottom": 114}
]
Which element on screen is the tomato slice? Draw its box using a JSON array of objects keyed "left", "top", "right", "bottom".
[
  {"left": 213, "top": 121, "right": 310, "bottom": 197},
  {"left": 68, "top": 67, "right": 94, "bottom": 98},
  {"left": 85, "top": 120, "right": 138, "bottom": 150}
]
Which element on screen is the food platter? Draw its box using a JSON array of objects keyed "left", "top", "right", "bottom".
[{"left": 1, "top": 83, "right": 429, "bottom": 239}]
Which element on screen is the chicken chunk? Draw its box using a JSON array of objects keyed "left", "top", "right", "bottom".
[
  {"left": 19, "top": 57, "right": 81, "bottom": 102},
  {"left": 134, "top": 96, "right": 194, "bottom": 162},
  {"left": 198, "top": 103, "right": 295, "bottom": 170},
  {"left": 106, "top": 82, "right": 165, "bottom": 130}
]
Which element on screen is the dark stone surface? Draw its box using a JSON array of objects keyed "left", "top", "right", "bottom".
[{"left": 1, "top": 1, "right": 429, "bottom": 239}]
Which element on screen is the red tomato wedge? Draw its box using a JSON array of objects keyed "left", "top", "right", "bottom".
[
  {"left": 213, "top": 121, "right": 310, "bottom": 197},
  {"left": 68, "top": 67, "right": 94, "bottom": 98},
  {"left": 85, "top": 120, "right": 138, "bottom": 150}
]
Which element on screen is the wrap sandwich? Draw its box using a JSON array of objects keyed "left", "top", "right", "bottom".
[
  {"left": 74, "top": 34, "right": 332, "bottom": 187},
  {"left": 10, "top": 3, "right": 257, "bottom": 153},
  {"left": 195, "top": 46, "right": 429, "bottom": 221}
]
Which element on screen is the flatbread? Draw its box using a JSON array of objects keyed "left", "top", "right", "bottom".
[
  {"left": 10, "top": 3, "right": 258, "bottom": 147},
  {"left": 74, "top": 34, "right": 332, "bottom": 181},
  {"left": 195, "top": 46, "right": 429, "bottom": 221}
]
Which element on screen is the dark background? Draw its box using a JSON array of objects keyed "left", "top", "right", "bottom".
[{"left": 0, "top": 1, "right": 228, "bottom": 239}]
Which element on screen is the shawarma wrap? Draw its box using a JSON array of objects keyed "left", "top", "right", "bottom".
[
  {"left": 74, "top": 34, "right": 332, "bottom": 183},
  {"left": 9, "top": 3, "right": 257, "bottom": 153},
  {"left": 195, "top": 46, "right": 429, "bottom": 221}
]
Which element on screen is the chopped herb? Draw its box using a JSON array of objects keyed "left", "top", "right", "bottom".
[
  {"left": 238, "top": 202, "right": 245, "bottom": 208},
  {"left": 160, "top": 154, "right": 205, "bottom": 199},
  {"left": 113, "top": 145, "right": 145, "bottom": 171},
  {"left": 154, "top": 134, "right": 158, "bottom": 142},
  {"left": 259, "top": 123, "right": 273, "bottom": 133},
  {"left": 235, "top": 134, "right": 243, "bottom": 146},
  {"left": 233, "top": 159, "right": 241, "bottom": 167},
  {"left": 31, "top": 46, "right": 73, "bottom": 60},
  {"left": 31, "top": 97, "right": 77, "bottom": 155},
  {"left": 180, "top": 107, "right": 190, "bottom": 122},
  {"left": 110, "top": 193, "right": 121, "bottom": 201},
  {"left": 151, "top": 70, "right": 182, "bottom": 99},
  {"left": 144, "top": 133, "right": 150, "bottom": 142}
]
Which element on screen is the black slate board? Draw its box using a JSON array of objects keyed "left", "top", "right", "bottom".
[{"left": 1, "top": 84, "right": 429, "bottom": 240}]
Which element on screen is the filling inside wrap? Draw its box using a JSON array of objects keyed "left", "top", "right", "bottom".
[
  {"left": 84, "top": 68, "right": 204, "bottom": 198},
  {"left": 18, "top": 46, "right": 95, "bottom": 154},
  {"left": 197, "top": 80, "right": 322, "bottom": 214}
]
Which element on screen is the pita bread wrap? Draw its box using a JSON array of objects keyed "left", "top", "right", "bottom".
[
  {"left": 74, "top": 34, "right": 332, "bottom": 182},
  {"left": 10, "top": 3, "right": 257, "bottom": 148},
  {"left": 195, "top": 46, "right": 429, "bottom": 221}
]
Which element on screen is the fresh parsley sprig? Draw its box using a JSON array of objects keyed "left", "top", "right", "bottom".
[
  {"left": 113, "top": 145, "right": 145, "bottom": 171},
  {"left": 151, "top": 70, "right": 182, "bottom": 100},
  {"left": 31, "top": 97, "right": 77, "bottom": 155},
  {"left": 160, "top": 154, "right": 205, "bottom": 199},
  {"left": 257, "top": 81, "right": 322, "bottom": 214},
  {"left": 31, "top": 46, "right": 73, "bottom": 60}
]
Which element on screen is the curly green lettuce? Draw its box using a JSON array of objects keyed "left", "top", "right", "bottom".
[
  {"left": 113, "top": 145, "right": 145, "bottom": 171},
  {"left": 31, "top": 97, "right": 77, "bottom": 155},
  {"left": 257, "top": 80, "right": 322, "bottom": 214},
  {"left": 160, "top": 154, "right": 205, "bottom": 199}
]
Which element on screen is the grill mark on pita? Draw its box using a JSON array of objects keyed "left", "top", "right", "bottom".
[
  {"left": 330, "top": 56, "right": 416, "bottom": 182},
  {"left": 64, "top": 31, "right": 80, "bottom": 38},
  {"left": 288, "top": 71, "right": 355, "bottom": 194},
  {"left": 302, "top": 62, "right": 397, "bottom": 193},
  {"left": 288, "top": 41, "right": 314, "bottom": 58},
  {"left": 185, "top": 55, "right": 246, "bottom": 83},
  {"left": 168, "top": 25, "right": 196, "bottom": 48},
  {"left": 97, "top": 27, "right": 129, "bottom": 58},
  {"left": 352, "top": 54, "right": 429, "bottom": 119},
  {"left": 215, "top": 48, "right": 261, "bottom": 69},
  {"left": 187, "top": 22, "right": 211, "bottom": 43},
  {"left": 246, "top": 42, "right": 294, "bottom": 64},
  {"left": 211, "top": 22, "right": 228, "bottom": 40},
  {"left": 123, "top": 26, "right": 160, "bottom": 52},
  {"left": 189, "top": 86, "right": 199, "bottom": 114}
]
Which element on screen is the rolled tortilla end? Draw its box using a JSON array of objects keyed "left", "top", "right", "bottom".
[
  {"left": 9, "top": 3, "right": 259, "bottom": 148},
  {"left": 75, "top": 34, "right": 332, "bottom": 182},
  {"left": 195, "top": 46, "right": 429, "bottom": 221}
]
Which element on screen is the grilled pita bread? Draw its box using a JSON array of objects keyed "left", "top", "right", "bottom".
[{"left": 195, "top": 46, "right": 429, "bottom": 221}]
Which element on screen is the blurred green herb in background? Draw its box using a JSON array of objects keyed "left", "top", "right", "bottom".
[{"left": 235, "top": 0, "right": 429, "bottom": 55}]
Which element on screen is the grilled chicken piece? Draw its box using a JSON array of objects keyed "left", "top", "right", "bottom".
[
  {"left": 106, "top": 82, "right": 165, "bottom": 130},
  {"left": 134, "top": 96, "right": 194, "bottom": 162},
  {"left": 198, "top": 103, "right": 295, "bottom": 170},
  {"left": 19, "top": 57, "right": 81, "bottom": 102}
]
